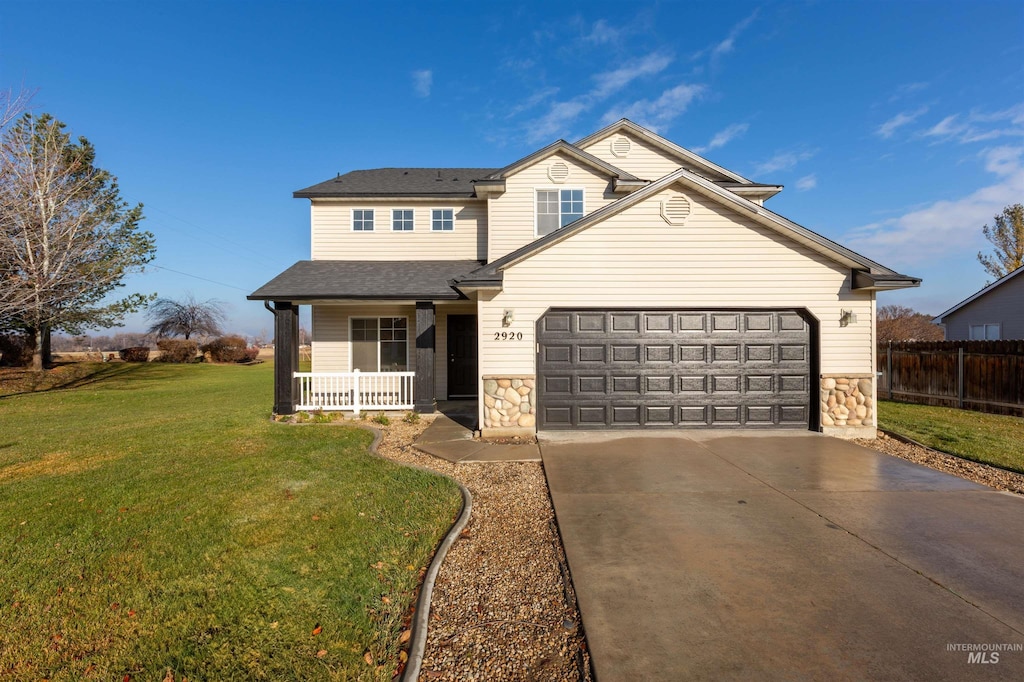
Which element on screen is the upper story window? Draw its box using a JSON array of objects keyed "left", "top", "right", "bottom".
[
  {"left": 352, "top": 209, "right": 374, "bottom": 231},
  {"left": 969, "top": 323, "right": 1000, "bottom": 340},
  {"left": 432, "top": 208, "right": 454, "bottom": 231},
  {"left": 536, "top": 189, "right": 584, "bottom": 236},
  {"left": 392, "top": 209, "right": 414, "bottom": 231}
]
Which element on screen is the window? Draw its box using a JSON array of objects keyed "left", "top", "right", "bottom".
[
  {"left": 431, "top": 208, "right": 454, "bottom": 231},
  {"left": 351, "top": 317, "right": 408, "bottom": 371},
  {"left": 969, "top": 323, "right": 1000, "bottom": 340},
  {"left": 392, "top": 209, "right": 414, "bottom": 231},
  {"left": 352, "top": 209, "right": 374, "bottom": 231},
  {"left": 536, "top": 188, "right": 583, "bottom": 236}
]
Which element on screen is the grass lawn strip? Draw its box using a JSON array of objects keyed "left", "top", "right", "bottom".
[
  {"left": 876, "top": 400, "right": 1024, "bottom": 474},
  {"left": 0, "top": 362, "right": 462, "bottom": 680}
]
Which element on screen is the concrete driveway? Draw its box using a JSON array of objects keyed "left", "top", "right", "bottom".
[{"left": 541, "top": 432, "right": 1024, "bottom": 681}]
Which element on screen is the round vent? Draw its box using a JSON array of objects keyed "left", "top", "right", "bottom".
[
  {"left": 548, "top": 161, "right": 570, "bottom": 183},
  {"left": 661, "top": 194, "right": 691, "bottom": 225},
  {"left": 610, "top": 136, "right": 631, "bottom": 158}
]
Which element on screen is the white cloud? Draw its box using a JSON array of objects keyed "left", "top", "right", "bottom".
[
  {"left": 752, "top": 148, "right": 818, "bottom": 176},
  {"left": 795, "top": 174, "right": 817, "bottom": 191},
  {"left": 412, "top": 70, "right": 432, "bottom": 98},
  {"left": 524, "top": 52, "right": 674, "bottom": 142},
  {"left": 602, "top": 83, "right": 705, "bottom": 132},
  {"left": 591, "top": 53, "right": 673, "bottom": 99},
  {"left": 711, "top": 10, "right": 760, "bottom": 60},
  {"left": 983, "top": 145, "right": 1024, "bottom": 175},
  {"left": 692, "top": 122, "right": 749, "bottom": 153},
  {"left": 584, "top": 19, "right": 621, "bottom": 45},
  {"left": 889, "top": 81, "right": 929, "bottom": 102},
  {"left": 844, "top": 146, "right": 1024, "bottom": 267},
  {"left": 923, "top": 114, "right": 966, "bottom": 139},
  {"left": 920, "top": 104, "right": 1024, "bottom": 144},
  {"left": 505, "top": 86, "right": 560, "bottom": 118},
  {"left": 876, "top": 107, "right": 928, "bottom": 139}
]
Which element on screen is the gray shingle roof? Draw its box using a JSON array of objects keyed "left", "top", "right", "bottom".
[
  {"left": 294, "top": 169, "right": 499, "bottom": 198},
  {"left": 248, "top": 260, "right": 482, "bottom": 301}
]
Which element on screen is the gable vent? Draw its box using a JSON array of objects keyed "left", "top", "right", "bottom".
[
  {"left": 548, "top": 161, "right": 570, "bottom": 183},
  {"left": 661, "top": 194, "right": 691, "bottom": 225},
  {"left": 611, "top": 136, "right": 631, "bottom": 158}
]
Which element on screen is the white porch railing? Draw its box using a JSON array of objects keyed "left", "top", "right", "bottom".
[{"left": 294, "top": 370, "right": 415, "bottom": 414}]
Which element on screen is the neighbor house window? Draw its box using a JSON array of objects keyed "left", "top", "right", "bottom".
[
  {"left": 352, "top": 209, "right": 374, "bottom": 231},
  {"left": 351, "top": 317, "right": 408, "bottom": 371},
  {"left": 536, "top": 188, "right": 583, "bottom": 236},
  {"left": 392, "top": 209, "right": 414, "bottom": 231},
  {"left": 969, "top": 323, "right": 1000, "bottom": 340},
  {"left": 431, "top": 208, "right": 454, "bottom": 231}
]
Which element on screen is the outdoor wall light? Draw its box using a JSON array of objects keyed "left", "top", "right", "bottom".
[
  {"left": 839, "top": 309, "right": 857, "bottom": 327},
  {"left": 502, "top": 309, "right": 515, "bottom": 327}
]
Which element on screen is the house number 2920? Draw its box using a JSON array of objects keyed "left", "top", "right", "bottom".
[{"left": 494, "top": 331, "right": 523, "bottom": 341}]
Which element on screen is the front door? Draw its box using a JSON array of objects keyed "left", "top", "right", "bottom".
[{"left": 447, "top": 315, "right": 478, "bottom": 399}]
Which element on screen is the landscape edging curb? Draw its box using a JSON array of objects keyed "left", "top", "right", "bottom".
[{"left": 357, "top": 424, "right": 473, "bottom": 681}]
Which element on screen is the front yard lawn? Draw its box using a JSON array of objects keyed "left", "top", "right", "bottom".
[
  {"left": 877, "top": 400, "right": 1024, "bottom": 474},
  {"left": 0, "top": 362, "right": 461, "bottom": 680}
]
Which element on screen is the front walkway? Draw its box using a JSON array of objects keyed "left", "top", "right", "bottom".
[
  {"left": 542, "top": 431, "right": 1024, "bottom": 680},
  {"left": 413, "top": 405, "right": 541, "bottom": 463}
]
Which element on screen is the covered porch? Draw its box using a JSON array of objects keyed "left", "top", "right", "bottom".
[{"left": 247, "top": 259, "right": 483, "bottom": 416}]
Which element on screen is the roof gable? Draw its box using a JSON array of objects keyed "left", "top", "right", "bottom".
[
  {"left": 485, "top": 140, "right": 638, "bottom": 182},
  {"left": 933, "top": 266, "right": 1024, "bottom": 323},
  {"left": 575, "top": 119, "right": 752, "bottom": 185},
  {"left": 463, "top": 165, "right": 918, "bottom": 288}
]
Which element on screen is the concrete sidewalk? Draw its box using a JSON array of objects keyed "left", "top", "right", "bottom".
[
  {"left": 542, "top": 431, "right": 1024, "bottom": 681},
  {"left": 413, "top": 412, "right": 540, "bottom": 463}
]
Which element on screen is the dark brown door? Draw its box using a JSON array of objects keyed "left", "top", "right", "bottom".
[{"left": 447, "top": 315, "right": 478, "bottom": 399}]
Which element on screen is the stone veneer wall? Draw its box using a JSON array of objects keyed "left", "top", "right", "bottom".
[
  {"left": 820, "top": 374, "right": 874, "bottom": 428},
  {"left": 482, "top": 376, "right": 536, "bottom": 429}
]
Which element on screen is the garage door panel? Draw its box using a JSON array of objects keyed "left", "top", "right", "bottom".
[{"left": 538, "top": 308, "right": 812, "bottom": 430}]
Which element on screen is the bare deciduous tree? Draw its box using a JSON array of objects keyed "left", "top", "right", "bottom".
[
  {"left": 0, "top": 113, "right": 155, "bottom": 370},
  {"left": 146, "top": 294, "right": 226, "bottom": 340},
  {"left": 977, "top": 203, "right": 1024, "bottom": 281},
  {"left": 877, "top": 304, "right": 944, "bottom": 342}
]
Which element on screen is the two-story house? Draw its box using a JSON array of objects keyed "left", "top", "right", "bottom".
[{"left": 249, "top": 119, "right": 919, "bottom": 439}]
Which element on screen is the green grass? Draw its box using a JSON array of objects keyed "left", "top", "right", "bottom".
[
  {"left": 0, "top": 362, "right": 461, "bottom": 680},
  {"left": 878, "top": 400, "right": 1024, "bottom": 474}
]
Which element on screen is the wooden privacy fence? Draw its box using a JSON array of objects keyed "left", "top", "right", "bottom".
[{"left": 877, "top": 340, "right": 1024, "bottom": 416}]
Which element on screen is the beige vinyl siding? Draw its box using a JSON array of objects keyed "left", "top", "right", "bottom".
[
  {"left": 579, "top": 132, "right": 697, "bottom": 181},
  {"left": 478, "top": 186, "right": 874, "bottom": 381},
  {"left": 487, "top": 152, "right": 619, "bottom": 262},
  {"left": 312, "top": 302, "right": 477, "bottom": 398},
  {"left": 311, "top": 304, "right": 417, "bottom": 374},
  {"left": 311, "top": 200, "right": 487, "bottom": 260}
]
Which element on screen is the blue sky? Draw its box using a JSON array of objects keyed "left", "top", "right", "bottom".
[{"left": 2, "top": 1, "right": 1022, "bottom": 337}]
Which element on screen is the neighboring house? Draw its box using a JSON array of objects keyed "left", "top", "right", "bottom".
[
  {"left": 249, "top": 119, "right": 919, "bottom": 438},
  {"left": 933, "top": 266, "right": 1024, "bottom": 340}
]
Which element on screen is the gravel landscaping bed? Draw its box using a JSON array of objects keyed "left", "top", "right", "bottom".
[
  {"left": 855, "top": 431, "right": 1024, "bottom": 495},
  {"left": 373, "top": 417, "right": 592, "bottom": 681}
]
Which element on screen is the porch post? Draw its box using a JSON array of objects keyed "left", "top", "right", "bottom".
[
  {"left": 273, "top": 301, "right": 299, "bottom": 415},
  {"left": 415, "top": 301, "right": 436, "bottom": 413}
]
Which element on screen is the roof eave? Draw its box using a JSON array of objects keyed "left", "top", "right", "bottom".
[
  {"left": 294, "top": 191, "right": 479, "bottom": 199},
  {"left": 851, "top": 271, "right": 922, "bottom": 291}
]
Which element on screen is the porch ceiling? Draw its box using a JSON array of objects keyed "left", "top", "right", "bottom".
[{"left": 247, "top": 260, "right": 482, "bottom": 301}]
